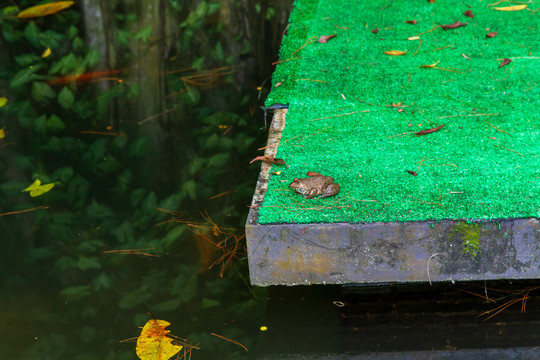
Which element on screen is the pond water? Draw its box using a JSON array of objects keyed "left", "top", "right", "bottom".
[{"left": 1, "top": 2, "right": 539, "bottom": 360}]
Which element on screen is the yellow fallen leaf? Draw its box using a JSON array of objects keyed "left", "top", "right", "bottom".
[
  {"left": 18, "top": 1, "right": 74, "bottom": 18},
  {"left": 384, "top": 50, "right": 407, "bottom": 56},
  {"left": 0, "top": 127, "right": 5, "bottom": 139},
  {"left": 41, "top": 48, "right": 52, "bottom": 58},
  {"left": 421, "top": 61, "right": 440, "bottom": 68},
  {"left": 23, "top": 179, "right": 55, "bottom": 197},
  {"left": 493, "top": 4, "right": 528, "bottom": 11},
  {"left": 0, "top": 97, "right": 6, "bottom": 108},
  {"left": 136, "top": 319, "right": 183, "bottom": 360}
]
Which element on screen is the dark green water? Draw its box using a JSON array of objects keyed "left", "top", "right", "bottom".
[{"left": 1, "top": 2, "right": 540, "bottom": 360}]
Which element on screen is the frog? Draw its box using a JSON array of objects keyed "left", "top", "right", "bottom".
[{"left": 289, "top": 174, "right": 340, "bottom": 199}]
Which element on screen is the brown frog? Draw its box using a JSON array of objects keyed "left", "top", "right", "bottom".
[{"left": 289, "top": 174, "right": 340, "bottom": 199}]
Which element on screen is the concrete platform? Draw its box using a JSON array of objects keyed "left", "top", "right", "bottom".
[{"left": 246, "top": 110, "right": 540, "bottom": 286}]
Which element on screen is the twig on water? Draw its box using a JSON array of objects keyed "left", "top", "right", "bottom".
[
  {"left": 210, "top": 332, "right": 248, "bottom": 352},
  {"left": 0, "top": 206, "right": 49, "bottom": 217}
]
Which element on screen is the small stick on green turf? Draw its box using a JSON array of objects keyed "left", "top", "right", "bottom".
[
  {"left": 484, "top": 121, "right": 510, "bottom": 135},
  {"left": 436, "top": 191, "right": 464, "bottom": 201},
  {"left": 495, "top": 56, "right": 540, "bottom": 60},
  {"left": 294, "top": 126, "right": 330, "bottom": 143},
  {"left": 407, "top": 195, "right": 445, "bottom": 207},
  {"left": 311, "top": 110, "right": 369, "bottom": 122},
  {"left": 493, "top": 145, "right": 524, "bottom": 157},
  {"left": 416, "top": 157, "right": 459, "bottom": 174},
  {"left": 271, "top": 56, "right": 301, "bottom": 65},
  {"left": 292, "top": 36, "right": 317, "bottom": 56},
  {"left": 407, "top": 36, "right": 422, "bottom": 56},
  {"left": 412, "top": 24, "right": 441, "bottom": 38},
  {"left": 324, "top": 17, "right": 351, "bottom": 30},
  {"left": 293, "top": 78, "right": 328, "bottom": 83},
  {"left": 433, "top": 43, "right": 455, "bottom": 52},
  {"left": 438, "top": 113, "right": 500, "bottom": 119}
]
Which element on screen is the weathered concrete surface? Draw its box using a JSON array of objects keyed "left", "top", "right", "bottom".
[
  {"left": 246, "top": 217, "right": 540, "bottom": 286},
  {"left": 246, "top": 111, "right": 540, "bottom": 286}
]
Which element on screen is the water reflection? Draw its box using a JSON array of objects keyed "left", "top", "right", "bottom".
[
  {"left": 0, "top": 1, "right": 289, "bottom": 359},
  {"left": 2, "top": 1, "right": 540, "bottom": 360}
]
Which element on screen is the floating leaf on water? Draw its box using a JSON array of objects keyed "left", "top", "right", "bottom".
[
  {"left": 318, "top": 34, "right": 337, "bottom": 43},
  {"left": 486, "top": 31, "right": 497, "bottom": 38},
  {"left": 463, "top": 10, "right": 474, "bottom": 18},
  {"left": 384, "top": 50, "right": 407, "bottom": 56},
  {"left": 22, "top": 178, "right": 55, "bottom": 197},
  {"left": 41, "top": 48, "right": 51, "bottom": 58},
  {"left": 415, "top": 124, "right": 445, "bottom": 136},
  {"left": 421, "top": 61, "right": 440, "bottom": 68},
  {"left": 499, "top": 58, "right": 512, "bottom": 68},
  {"left": 136, "top": 319, "right": 183, "bottom": 360},
  {"left": 18, "top": 1, "right": 74, "bottom": 18},
  {"left": 250, "top": 156, "right": 286, "bottom": 165},
  {"left": 493, "top": 4, "right": 528, "bottom": 11},
  {"left": 441, "top": 21, "right": 467, "bottom": 30}
]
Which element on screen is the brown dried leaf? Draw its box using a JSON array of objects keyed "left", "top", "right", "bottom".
[
  {"left": 421, "top": 61, "right": 440, "bottom": 68},
  {"left": 250, "top": 156, "right": 286, "bottom": 165},
  {"left": 384, "top": 50, "right": 407, "bottom": 56},
  {"left": 493, "top": 4, "right": 528, "bottom": 11},
  {"left": 306, "top": 171, "right": 323, "bottom": 177},
  {"left": 405, "top": 20, "right": 417, "bottom": 25},
  {"left": 415, "top": 124, "right": 445, "bottom": 136},
  {"left": 441, "top": 21, "right": 468, "bottom": 30},
  {"left": 499, "top": 58, "right": 512, "bottom": 68},
  {"left": 406, "top": 170, "right": 418, "bottom": 176},
  {"left": 318, "top": 34, "right": 337, "bottom": 43},
  {"left": 463, "top": 10, "right": 474, "bottom": 18},
  {"left": 486, "top": 31, "right": 497, "bottom": 38},
  {"left": 371, "top": 28, "right": 379, "bottom": 34},
  {"left": 428, "top": 0, "right": 436, "bottom": 3}
]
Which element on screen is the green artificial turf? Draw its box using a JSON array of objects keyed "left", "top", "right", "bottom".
[{"left": 258, "top": 0, "right": 539, "bottom": 224}]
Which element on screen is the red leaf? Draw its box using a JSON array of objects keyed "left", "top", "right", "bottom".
[
  {"left": 318, "top": 35, "right": 337, "bottom": 43},
  {"left": 406, "top": 170, "right": 418, "bottom": 176},
  {"left": 463, "top": 10, "right": 474, "bottom": 18},
  {"left": 441, "top": 21, "right": 468, "bottom": 30},
  {"left": 499, "top": 58, "right": 512, "bottom": 68},
  {"left": 405, "top": 20, "right": 417, "bottom": 25},
  {"left": 306, "top": 171, "right": 323, "bottom": 177},
  {"left": 415, "top": 124, "right": 445, "bottom": 136},
  {"left": 250, "top": 156, "right": 286, "bottom": 165},
  {"left": 486, "top": 31, "right": 497, "bottom": 38},
  {"left": 371, "top": 28, "right": 379, "bottom": 34}
]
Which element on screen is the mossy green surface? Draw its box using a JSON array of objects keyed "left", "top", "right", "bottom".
[
  {"left": 258, "top": 0, "right": 539, "bottom": 224},
  {"left": 450, "top": 223, "right": 482, "bottom": 258}
]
